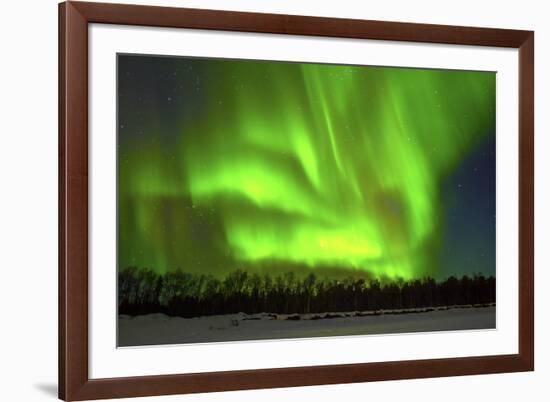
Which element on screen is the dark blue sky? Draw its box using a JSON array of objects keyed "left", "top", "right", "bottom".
[{"left": 439, "top": 134, "right": 496, "bottom": 278}]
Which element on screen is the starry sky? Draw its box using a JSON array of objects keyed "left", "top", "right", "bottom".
[{"left": 117, "top": 54, "right": 496, "bottom": 281}]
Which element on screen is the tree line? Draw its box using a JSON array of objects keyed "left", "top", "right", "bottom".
[{"left": 118, "top": 266, "right": 495, "bottom": 317}]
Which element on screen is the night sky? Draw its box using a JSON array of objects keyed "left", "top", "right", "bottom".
[{"left": 117, "top": 54, "right": 496, "bottom": 281}]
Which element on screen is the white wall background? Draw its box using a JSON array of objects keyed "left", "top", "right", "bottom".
[{"left": 0, "top": 0, "right": 546, "bottom": 401}]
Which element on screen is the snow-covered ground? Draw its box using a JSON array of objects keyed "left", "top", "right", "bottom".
[{"left": 118, "top": 305, "right": 495, "bottom": 347}]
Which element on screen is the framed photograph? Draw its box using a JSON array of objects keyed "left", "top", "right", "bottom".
[{"left": 59, "top": 1, "right": 534, "bottom": 400}]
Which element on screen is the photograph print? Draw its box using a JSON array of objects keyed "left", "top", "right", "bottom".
[{"left": 117, "top": 54, "right": 496, "bottom": 347}]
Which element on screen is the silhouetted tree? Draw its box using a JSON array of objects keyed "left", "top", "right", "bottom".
[{"left": 118, "top": 267, "right": 496, "bottom": 317}]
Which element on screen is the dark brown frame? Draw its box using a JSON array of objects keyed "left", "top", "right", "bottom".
[{"left": 59, "top": 1, "right": 534, "bottom": 400}]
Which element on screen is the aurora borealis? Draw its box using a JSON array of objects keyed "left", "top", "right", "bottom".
[{"left": 117, "top": 55, "right": 496, "bottom": 281}]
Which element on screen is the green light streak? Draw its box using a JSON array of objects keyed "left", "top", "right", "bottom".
[{"left": 118, "top": 58, "right": 495, "bottom": 280}]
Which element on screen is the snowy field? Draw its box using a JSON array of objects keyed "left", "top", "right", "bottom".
[{"left": 118, "top": 305, "right": 495, "bottom": 347}]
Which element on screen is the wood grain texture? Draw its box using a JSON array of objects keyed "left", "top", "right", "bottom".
[
  {"left": 72, "top": 1, "right": 531, "bottom": 47},
  {"left": 59, "top": 2, "right": 89, "bottom": 400},
  {"left": 58, "top": 1, "right": 534, "bottom": 400},
  {"left": 518, "top": 33, "right": 535, "bottom": 370}
]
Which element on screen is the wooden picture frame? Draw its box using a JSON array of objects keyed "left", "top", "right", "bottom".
[{"left": 59, "top": 1, "right": 534, "bottom": 400}]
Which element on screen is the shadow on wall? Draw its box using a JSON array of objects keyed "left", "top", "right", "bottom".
[{"left": 34, "top": 383, "right": 57, "bottom": 398}]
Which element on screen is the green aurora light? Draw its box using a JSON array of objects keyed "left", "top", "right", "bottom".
[{"left": 118, "top": 57, "right": 496, "bottom": 280}]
